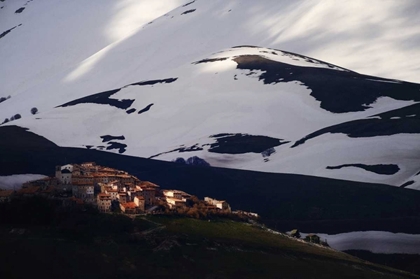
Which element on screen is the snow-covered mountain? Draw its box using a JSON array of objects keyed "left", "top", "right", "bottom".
[{"left": 1, "top": 0, "right": 420, "bottom": 189}]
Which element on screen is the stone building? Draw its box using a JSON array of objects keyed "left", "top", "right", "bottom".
[
  {"left": 118, "top": 192, "right": 128, "bottom": 204},
  {"left": 134, "top": 196, "right": 145, "bottom": 212},
  {"left": 55, "top": 164, "right": 73, "bottom": 184},
  {"left": 120, "top": 202, "right": 137, "bottom": 214},
  {"left": 140, "top": 187, "right": 156, "bottom": 207},
  {"left": 72, "top": 183, "right": 95, "bottom": 203},
  {"left": 204, "top": 197, "right": 231, "bottom": 212},
  {"left": 97, "top": 193, "right": 112, "bottom": 213},
  {"left": 72, "top": 175, "right": 94, "bottom": 185},
  {"left": 106, "top": 188, "right": 119, "bottom": 200}
]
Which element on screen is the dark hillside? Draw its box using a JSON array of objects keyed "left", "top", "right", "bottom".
[
  {"left": 0, "top": 202, "right": 417, "bottom": 279},
  {"left": 1, "top": 126, "right": 420, "bottom": 234},
  {"left": 345, "top": 250, "right": 420, "bottom": 276}
]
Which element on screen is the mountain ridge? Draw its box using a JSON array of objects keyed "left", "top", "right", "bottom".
[
  {"left": 2, "top": 45, "right": 420, "bottom": 189},
  {"left": 1, "top": 0, "right": 420, "bottom": 188}
]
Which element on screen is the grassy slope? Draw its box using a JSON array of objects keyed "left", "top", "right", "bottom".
[
  {"left": 345, "top": 250, "right": 420, "bottom": 276},
  {"left": 0, "top": 214, "right": 418, "bottom": 279}
]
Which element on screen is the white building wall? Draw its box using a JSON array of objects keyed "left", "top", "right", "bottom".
[{"left": 61, "top": 164, "right": 74, "bottom": 172}]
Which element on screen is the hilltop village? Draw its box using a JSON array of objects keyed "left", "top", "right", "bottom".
[
  {"left": 0, "top": 162, "right": 258, "bottom": 219},
  {"left": 0, "top": 162, "right": 330, "bottom": 246}
]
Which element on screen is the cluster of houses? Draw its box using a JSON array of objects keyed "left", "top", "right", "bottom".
[
  {"left": 0, "top": 162, "right": 247, "bottom": 217},
  {"left": 0, "top": 163, "right": 332, "bottom": 248}
]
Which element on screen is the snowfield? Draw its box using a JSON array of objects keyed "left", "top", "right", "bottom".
[
  {"left": 5, "top": 46, "right": 420, "bottom": 188},
  {"left": 1, "top": 0, "right": 420, "bottom": 189}
]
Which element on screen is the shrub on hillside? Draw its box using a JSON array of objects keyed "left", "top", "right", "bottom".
[
  {"left": 0, "top": 95, "right": 10, "bottom": 104},
  {"left": 173, "top": 158, "right": 186, "bottom": 164},
  {"left": 173, "top": 156, "right": 210, "bottom": 166},
  {"left": 10, "top": 114, "right": 21, "bottom": 121},
  {"left": 31, "top": 107, "right": 38, "bottom": 115},
  {"left": 186, "top": 156, "right": 210, "bottom": 166}
]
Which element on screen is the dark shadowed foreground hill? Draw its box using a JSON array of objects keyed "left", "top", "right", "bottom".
[
  {"left": 0, "top": 198, "right": 417, "bottom": 279},
  {"left": 1, "top": 125, "right": 420, "bottom": 234}
]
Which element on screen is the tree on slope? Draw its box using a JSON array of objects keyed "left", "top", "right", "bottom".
[{"left": 31, "top": 107, "right": 38, "bottom": 115}]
